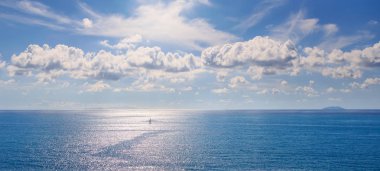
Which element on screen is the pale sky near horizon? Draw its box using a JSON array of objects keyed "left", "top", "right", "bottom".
[{"left": 0, "top": 0, "right": 379, "bottom": 109}]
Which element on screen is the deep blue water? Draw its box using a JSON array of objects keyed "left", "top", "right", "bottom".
[{"left": 0, "top": 110, "right": 380, "bottom": 170}]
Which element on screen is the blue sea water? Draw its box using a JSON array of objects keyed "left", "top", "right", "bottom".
[{"left": 0, "top": 110, "right": 380, "bottom": 170}]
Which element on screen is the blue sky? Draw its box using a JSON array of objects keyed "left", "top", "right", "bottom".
[{"left": 0, "top": 0, "right": 379, "bottom": 109}]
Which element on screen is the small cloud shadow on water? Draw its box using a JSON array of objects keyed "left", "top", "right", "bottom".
[{"left": 94, "top": 130, "right": 171, "bottom": 160}]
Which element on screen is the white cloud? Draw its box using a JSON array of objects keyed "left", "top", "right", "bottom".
[
  {"left": 247, "top": 66, "right": 265, "bottom": 80},
  {"left": 351, "top": 77, "right": 380, "bottom": 89},
  {"left": 326, "top": 87, "right": 336, "bottom": 93},
  {"left": 271, "top": 10, "right": 343, "bottom": 43},
  {"left": 256, "top": 89, "right": 269, "bottom": 95},
  {"left": 368, "top": 20, "right": 379, "bottom": 25},
  {"left": 216, "top": 70, "right": 228, "bottom": 82},
  {"left": 280, "top": 80, "right": 288, "bottom": 86},
  {"left": 0, "top": 79, "right": 15, "bottom": 86},
  {"left": 0, "top": 0, "right": 78, "bottom": 30},
  {"left": 78, "top": 1, "right": 236, "bottom": 50},
  {"left": 181, "top": 86, "right": 193, "bottom": 91},
  {"left": 82, "top": 18, "right": 93, "bottom": 28},
  {"left": 85, "top": 81, "right": 110, "bottom": 92},
  {"left": 0, "top": 0, "right": 236, "bottom": 51},
  {"left": 202, "top": 36, "right": 380, "bottom": 81},
  {"left": 202, "top": 36, "right": 300, "bottom": 78},
  {"left": 294, "top": 80, "right": 318, "bottom": 97},
  {"left": 126, "top": 46, "right": 202, "bottom": 72},
  {"left": 318, "top": 31, "right": 374, "bottom": 51},
  {"left": 300, "top": 40, "right": 380, "bottom": 79},
  {"left": 0, "top": 13, "right": 66, "bottom": 30},
  {"left": 340, "top": 88, "right": 351, "bottom": 93},
  {"left": 212, "top": 88, "right": 228, "bottom": 94},
  {"left": 325, "top": 86, "right": 351, "bottom": 94},
  {"left": 328, "top": 97, "right": 341, "bottom": 101},
  {"left": 4, "top": 37, "right": 380, "bottom": 96},
  {"left": 296, "top": 85, "right": 318, "bottom": 97},
  {"left": 0, "top": 60, "right": 5, "bottom": 69},
  {"left": 7, "top": 44, "right": 203, "bottom": 82},
  {"left": 361, "top": 41, "right": 380, "bottom": 67},
  {"left": 101, "top": 34, "right": 142, "bottom": 50},
  {"left": 228, "top": 76, "right": 248, "bottom": 88},
  {"left": 119, "top": 79, "right": 175, "bottom": 93},
  {"left": 36, "top": 70, "right": 64, "bottom": 83},
  {"left": 301, "top": 47, "right": 326, "bottom": 67},
  {"left": 321, "top": 66, "right": 362, "bottom": 79},
  {"left": 0, "top": 0, "right": 74, "bottom": 24},
  {"left": 362, "top": 78, "right": 380, "bottom": 88},
  {"left": 270, "top": 10, "right": 319, "bottom": 42},
  {"left": 322, "top": 24, "right": 338, "bottom": 37},
  {"left": 236, "top": 0, "right": 285, "bottom": 31}
]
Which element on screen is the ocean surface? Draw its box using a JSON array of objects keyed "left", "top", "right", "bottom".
[{"left": 0, "top": 110, "right": 380, "bottom": 170}]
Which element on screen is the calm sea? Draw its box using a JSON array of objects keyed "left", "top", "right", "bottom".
[{"left": 0, "top": 110, "right": 379, "bottom": 170}]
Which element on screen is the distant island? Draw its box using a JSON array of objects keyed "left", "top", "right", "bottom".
[{"left": 322, "top": 106, "right": 345, "bottom": 110}]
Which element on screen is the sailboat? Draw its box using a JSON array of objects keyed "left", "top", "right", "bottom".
[{"left": 149, "top": 118, "right": 152, "bottom": 124}]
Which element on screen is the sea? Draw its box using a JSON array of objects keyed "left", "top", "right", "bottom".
[{"left": 0, "top": 110, "right": 380, "bottom": 170}]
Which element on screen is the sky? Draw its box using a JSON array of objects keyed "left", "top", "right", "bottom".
[{"left": 0, "top": 0, "right": 380, "bottom": 109}]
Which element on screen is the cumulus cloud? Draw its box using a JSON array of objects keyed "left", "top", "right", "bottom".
[
  {"left": 300, "top": 40, "right": 380, "bottom": 79},
  {"left": 321, "top": 66, "right": 362, "bottom": 79},
  {"left": 82, "top": 18, "right": 93, "bottom": 28},
  {"left": 202, "top": 36, "right": 300, "bottom": 79},
  {"left": 362, "top": 78, "right": 380, "bottom": 88},
  {"left": 296, "top": 85, "right": 318, "bottom": 97},
  {"left": 201, "top": 36, "right": 380, "bottom": 81},
  {"left": 361, "top": 41, "right": 380, "bottom": 67},
  {"left": 228, "top": 76, "right": 248, "bottom": 88},
  {"left": 126, "top": 46, "right": 202, "bottom": 72},
  {"left": 295, "top": 80, "right": 318, "bottom": 97},
  {"left": 7, "top": 44, "right": 202, "bottom": 82},
  {"left": 351, "top": 77, "right": 380, "bottom": 89},
  {"left": 4, "top": 37, "right": 380, "bottom": 95},
  {"left": 202, "top": 36, "right": 298, "bottom": 67}
]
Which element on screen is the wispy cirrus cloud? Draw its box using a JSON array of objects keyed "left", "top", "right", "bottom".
[
  {"left": 235, "top": 0, "right": 286, "bottom": 31},
  {"left": 318, "top": 31, "right": 375, "bottom": 51},
  {"left": 270, "top": 10, "right": 340, "bottom": 43},
  {"left": 0, "top": 0, "right": 237, "bottom": 51},
  {"left": 0, "top": 0, "right": 73, "bottom": 23},
  {"left": 77, "top": 1, "right": 236, "bottom": 50}
]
